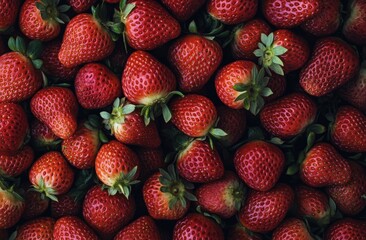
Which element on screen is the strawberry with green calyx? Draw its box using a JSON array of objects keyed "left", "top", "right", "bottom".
[{"left": 0, "top": 182, "right": 25, "bottom": 229}]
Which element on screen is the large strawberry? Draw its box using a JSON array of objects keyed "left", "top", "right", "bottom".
[
  {"left": 30, "top": 86, "right": 78, "bottom": 140},
  {"left": 161, "top": 0, "right": 205, "bottom": 21},
  {"left": 0, "top": 146, "right": 34, "bottom": 177},
  {"left": 272, "top": 218, "right": 314, "bottom": 240},
  {"left": 234, "top": 140, "right": 285, "bottom": 191},
  {"left": 325, "top": 218, "right": 366, "bottom": 240},
  {"left": 29, "top": 151, "right": 75, "bottom": 201},
  {"left": 300, "top": 37, "right": 360, "bottom": 96},
  {"left": 0, "top": 185, "right": 25, "bottom": 229},
  {"left": 343, "top": 0, "right": 366, "bottom": 45},
  {"left": 114, "top": 215, "right": 161, "bottom": 240},
  {"left": 30, "top": 119, "right": 60, "bottom": 151},
  {"left": 0, "top": 0, "right": 21, "bottom": 31},
  {"left": 137, "top": 147, "right": 165, "bottom": 180},
  {"left": 51, "top": 194, "right": 81, "bottom": 219},
  {"left": 238, "top": 183, "right": 294, "bottom": 233},
  {"left": 15, "top": 217, "right": 55, "bottom": 240},
  {"left": 68, "top": 0, "right": 96, "bottom": 13},
  {"left": 0, "top": 102, "right": 29, "bottom": 155},
  {"left": 53, "top": 216, "right": 98, "bottom": 240}
]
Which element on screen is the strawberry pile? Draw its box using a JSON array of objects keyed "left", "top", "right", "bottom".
[{"left": 0, "top": 0, "right": 366, "bottom": 239}]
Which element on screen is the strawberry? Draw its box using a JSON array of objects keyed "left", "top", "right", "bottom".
[
  {"left": 330, "top": 106, "right": 366, "bottom": 152},
  {"left": 227, "top": 223, "right": 262, "bottom": 240},
  {"left": 0, "top": 37, "right": 43, "bottom": 103},
  {"left": 161, "top": 0, "right": 206, "bottom": 21},
  {"left": 263, "top": 0, "right": 321, "bottom": 28},
  {"left": 325, "top": 218, "right": 366, "bottom": 240},
  {"left": 100, "top": 98, "right": 161, "bottom": 148},
  {"left": 0, "top": 146, "right": 34, "bottom": 177},
  {"left": 234, "top": 140, "right": 285, "bottom": 191},
  {"left": 75, "top": 63, "right": 122, "bottom": 109},
  {"left": 168, "top": 34, "right": 223, "bottom": 93},
  {"left": 0, "top": 185, "right": 25, "bottom": 229},
  {"left": 137, "top": 147, "right": 165, "bottom": 180},
  {"left": 196, "top": 171, "right": 245, "bottom": 218},
  {"left": 15, "top": 217, "right": 55, "bottom": 240},
  {"left": 272, "top": 218, "right": 314, "bottom": 240},
  {"left": 51, "top": 194, "right": 81, "bottom": 218},
  {"left": 29, "top": 151, "right": 75, "bottom": 201},
  {"left": 53, "top": 216, "right": 98, "bottom": 240},
  {"left": 259, "top": 93, "right": 317, "bottom": 139},
  {"left": 58, "top": 5, "right": 115, "bottom": 67},
  {"left": 114, "top": 215, "right": 161, "bottom": 240},
  {"left": 68, "top": 0, "right": 96, "bottom": 13},
  {"left": 19, "top": 0, "right": 70, "bottom": 41},
  {"left": 231, "top": 19, "right": 272, "bottom": 60},
  {"left": 326, "top": 162, "right": 366, "bottom": 216},
  {"left": 173, "top": 213, "right": 224, "bottom": 240},
  {"left": 0, "top": 0, "right": 21, "bottom": 31},
  {"left": 22, "top": 186, "right": 50, "bottom": 219},
  {"left": 301, "top": 0, "right": 341, "bottom": 36},
  {"left": 82, "top": 185, "right": 135, "bottom": 237},
  {"left": 0, "top": 102, "right": 29, "bottom": 155},
  {"left": 300, "top": 143, "right": 352, "bottom": 187},
  {"left": 30, "top": 119, "right": 60, "bottom": 150},
  {"left": 95, "top": 140, "right": 140, "bottom": 198},
  {"left": 207, "top": 0, "right": 258, "bottom": 25},
  {"left": 265, "top": 73, "right": 286, "bottom": 102},
  {"left": 238, "top": 183, "right": 294, "bottom": 233},
  {"left": 343, "top": 0, "right": 366, "bottom": 45},
  {"left": 300, "top": 37, "right": 360, "bottom": 96},
  {"left": 30, "top": 86, "right": 78, "bottom": 140}
]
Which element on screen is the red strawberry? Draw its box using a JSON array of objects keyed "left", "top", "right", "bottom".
[
  {"left": 300, "top": 143, "right": 352, "bottom": 187},
  {"left": 231, "top": 19, "right": 272, "bottom": 60},
  {"left": 30, "top": 119, "right": 60, "bottom": 150},
  {"left": 173, "top": 213, "right": 224, "bottom": 240},
  {"left": 238, "top": 183, "right": 294, "bottom": 233},
  {"left": 114, "top": 215, "right": 161, "bottom": 240},
  {"left": 75, "top": 63, "right": 122, "bottom": 109},
  {"left": 325, "top": 218, "right": 366, "bottom": 240},
  {"left": 0, "top": 0, "right": 21, "bottom": 31},
  {"left": 196, "top": 171, "right": 245, "bottom": 218},
  {"left": 326, "top": 162, "right": 366, "bottom": 216},
  {"left": 343, "top": 0, "right": 366, "bottom": 45},
  {"left": 82, "top": 185, "right": 135, "bottom": 237},
  {"left": 0, "top": 185, "right": 25, "bottom": 229},
  {"left": 0, "top": 102, "right": 29, "bottom": 155},
  {"left": 301, "top": 0, "right": 341, "bottom": 36},
  {"left": 207, "top": 0, "right": 258, "bottom": 25},
  {"left": 30, "top": 86, "right": 78, "bottom": 140},
  {"left": 263, "top": 0, "right": 321, "bottom": 28},
  {"left": 16, "top": 217, "right": 55, "bottom": 240},
  {"left": 227, "top": 223, "right": 262, "bottom": 240},
  {"left": 234, "top": 140, "right": 285, "bottom": 191},
  {"left": 68, "top": 0, "right": 96, "bottom": 13},
  {"left": 161, "top": 0, "right": 206, "bottom": 21},
  {"left": 0, "top": 146, "right": 34, "bottom": 177},
  {"left": 272, "top": 218, "right": 314, "bottom": 240},
  {"left": 265, "top": 73, "right": 286, "bottom": 102},
  {"left": 51, "top": 194, "right": 81, "bottom": 219},
  {"left": 300, "top": 37, "right": 360, "bottom": 96},
  {"left": 168, "top": 34, "right": 223, "bottom": 93},
  {"left": 22, "top": 186, "right": 50, "bottom": 220},
  {"left": 29, "top": 151, "right": 75, "bottom": 201},
  {"left": 95, "top": 140, "right": 140, "bottom": 198},
  {"left": 137, "top": 147, "right": 165, "bottom": 180},
  {"left": 216, "top": 105, "right": 246, "bottom": 146},
  {"left": 330, "top": 106, "right": 366, "bottom": 152},
  {"left": 259, "top": 93, "right": 317, "bottom": 139},
  {"left": 53, "top": 216, "right": 98, "bottom": 240}
]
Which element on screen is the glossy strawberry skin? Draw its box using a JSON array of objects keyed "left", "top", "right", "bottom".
[
  {"left": 168, "top": 35, "right": 223, "bottom": 93},
  {"left": 234, "top": 140, "right": 285, "bottom": 191},
  {"left": 137, "top": 147, "right": 165, "bottom": 180},
  {"left": 68, "top": 0, "right": 96, "bottom": 13},
  {"left": 216, "top": 105, "right": 246, "bottom": 146},
  {"left": 343, "top": 0, "right": 366, "bottom": 45},
  {"left": 53, "top": 216, "right": 98, "bottom": 240},
  {"left": 0, "top": 0, "right": 21, "bottom": 30},
  {"left": 300, "top": 37, "right": 360, "bottom": 96},
  {"left": 16, "top": 217, "right": 55, "bottom": 240},
  {"left": 125, "top": 0, "right": 181, "bottom": 50},
  {"left": 259, "top": 93, "right": 317, "bottom": 139},
  {"left": 207, "top": 0, "right": 258, "bottom": 25},
  {"left": 0, "top": 146, "right": 34, "bottom": 177},
  {"left": 0, "top": 187, "right": 25, "bottom": 229},
  {"left": 114, "top": 215, "right": 161, "bottom": 240},
  {"left": 300, "top": 143, "right": 352, "bottom": 187},
  {"left": 325, "top": 218, "right": 366, "bottom": 240},
  {"left": 272, "top": 218, "right": 313, "bottom": 240},
  {"left": 161, "top": 0, "right": 205, "bottom": 21},
  {"left": 51, "top": 194, "right": 81, "bottom": 219}
]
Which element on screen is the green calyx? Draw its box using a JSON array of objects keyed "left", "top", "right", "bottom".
[
  {"left": 254, "top": 33, "right": 288, "bottom": 76},
  {"left": 107, "top": 166, "right": 140, "bottom": 199},
  {"left": 230, "top": 181, "right": 246, "bottom": 211},
  {"left": 233, "top": 67, "right": 273, "bottom": 115},
  {"left": 32, "top": 177, "right": 58, "bottom": 202},
  {"left": 8, "top": 36, "right": 43, "bottom": 69},
  {"left": 35, "top": 0, "right": 70, "bottom": 24},
  {"left": 206, "top": 118, "right": 228, "bottom": 149}
]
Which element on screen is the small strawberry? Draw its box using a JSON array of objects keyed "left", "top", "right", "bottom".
[
  {"left": 343, "top": 0, "right": 366, "bottom": 45},
  {"left": 137, "top": 147, "right": 165, "bottom": 180},
  {"left": 22, "top": 186, "right": 50, "bottom": 219},
  {"left": 325, "top": 218, "right": 366, "bottom": 240},
  {"left": 114, "top": 215, "right": 161, "bottom": 240},
  {"left": 234, "top": 140, "right": 285, "bottom": 191},
  {"left": 29, "top": 151, "right": 75, "bottom": 201},
  {"left": 300, "top": 143, "right": 352, "bottom": 187},
  {"left": 300, "top": 37, "right": 360, "bottom": 96},
  {"left": 53, "top": 216, "right": 98, "bottom": 240},
  {"left": 30, "top": 86, "right": 79, "bottom": 140},
  {"left": 272, "top": 218, "right": 314, "bottom": 240},
  {"left": 0, "top": 185, "right": 25, "bottom": 229},
  {"left": 238, "top": 183, "right": 294, "bottom": 233},
  {"left": 15, "top": 217, "right": 55, "bottom": 240},
  {"left": 30, "top": 119, "right": 60, "bottom": 151},
  {"left": 68, "top": 0, "right": 96, "bottom": 13},
  {"left": 161, "top": 0, "right": 206, "bottom": 21},
  {"left": 51, "top": 194, "right": 81, "bottom": 218},
  {"left": 0, "top": 146, "right": 34, "bottom": 177},
  {"left": 0, "top": 0, "right": 21, "bottom": 31}
]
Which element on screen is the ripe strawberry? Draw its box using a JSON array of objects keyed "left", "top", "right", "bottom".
[
  {"left": 0, "top": 0, "right": 21, "bottom": 30},
  {"left": 101, "top": 98, "right": 161, "bottom": 148},
  {"left": 75, "top": 63, "right": 121, "bottom": 109},
  {"left": 259, "top": 93, "right": 317, "bottom": 139},
  {"left": 330, "top": 106, "right": 366, "bottom": 152},
  {"left": 0, "top": 102, "right": 29, "bottom": 155},
  {"left": 301, "top": 0, "right": 341, "bottom": 36},
  {"left": 29, "top": 151, "right": 75, "bottom": 201},
  {"left": 227, "top": 223, "right": 262, "bottom": 240},
  {"left": 272, "top": 218, "right": 314, "bottom": 240},
  {"left": 114, "top": 215, "right": 161, "bottom": 240},
  {"left": 58, "top": 5, "right": 115, "bottom": 67},
  {"left": 51, "top": 194, "right": 81, "bottom": 218},
  {"left": 231, "top": 19, "right": 272, "bottom": 60},
  {"left": 82, "top": 185, "right": 135, "bottom": 237},
  {"left": 238, "top": 183, "right": 294, "bottom": 233},
  {"left": 168, "top": 34, "right": 223, "bottom": 93},
  {"left": 161, "top": 0, "right": 205, "bottom": 21},
  {"left": 300, "top": 37, "right": 359, "bottom": 96},
  {"left": 22, "top": 186, "right": 50, "bottom": 219},
  {"left": 68, "top": 0, "right": 96, "bottom": 13},
  {"left": 326, "top": 162, "right": 366, "bottom": 216},
  {"left": 30, "top": 119, "right": 60, "bottom": 150},
  {"left": 137, "top": 147, "right": 165, "bottom": 180},
  {"left": 300, "top": 143, "right": 352, "bottom": 187},
  {"left": 263, "top": 0, "right": 321, "bottom": 28},
  {"left": 0, "top": 185, "right": 25, "bottom": 229},
  {"left": 53, "top": 216, "right": 98, "bottom": 240},
  {"left": 196, "top": 171, "right": 245, "bottom": 218},
  {"left": 234, "top": 140, "right": 285, "bottom": 191},
  {"left": 0, "top": 146, "right": 34, "bottom": 177},
  {"left": 30, "top": 86, "right": 78, "bottom": 139},
  {"left": 265, "top": 73, "right": 286, "bottom": 102},
  {"left": 343, "top": 0, "right": 366, "bottom": 45},
  {"left": 325, "top": 218, "right": 366, "bottom": 240},
  {"left": 15, "top": 217, "right": 55, "bottom": 240},
  {"left": 207, "top": 0, "right": 258, "bottom": 25},
  {"left": 173, "top": 213, "right": 224, "bottom": 240}
]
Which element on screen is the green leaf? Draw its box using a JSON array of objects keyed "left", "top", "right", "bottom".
[
  {"left": 273, "top": 45, "right": 288, "bottom": 55},
  {"left": 122, "top": 104, "right": 135, "bottom": 114},
  {"left": 100, "top": 111, "right": 111, "bottom": 120},
  {"left": 57, "top": 4, "right": 71, "bottom": 12},
  {"left": 8, "top": 37, "right": 16, "bottom": 52},
  {"left": 235, "top": 93, "right": 247, "bottom": 102},
  {"left": 184, "top": 191, "right": 197, "bottom": 201},
  {"left": 261, "top": 87, "right": 273, "bottom": 97},
  {"left": 113, "top": 98, "right": 121, "bottom": 108},
  {"left": 253, "top": 49, "right": 263, "bottom": 57},
  {"left": 269, "top": 63, "right": 284, "bottom": 76},
  {"left": 32, "top": 59, "right": 43, "bottom": 69},
  {"left": 260, "top": 33, "right": 268, "bottom": 46},
  {"left": 27, "top": 40, "right": 42, "bottom": 59},
  {"left": 123, "top": 3, "right": 135, "bottom": 18},
  {"left": 265, "top": 32, "right": 274, "bottom": 47},
  {"left": 233, "top": 83, "right": 247, "bottom": 92},
  {"left": 16, "top": 37, "right": 26, "bottom": 55},
  {"left": 286, "top": 163, "right": 299, "bottom": 175},
  {"left": 210, "top": 128, "right": 227, "bottom": 137},
  {"left": 329, "top": 197, "right": 337, "bottom": 216},
  {"left": 161, "top": 104, "right": 172, "bottom": 123},
  {"left": 249, "top": 100, "right": 258, "bottom": 115},
  {"left": 188, "top": 20, "right": 198, "bottom": 33},
  {"left": 272, "top": 56, "right": 284, "bottom": 66},
  {"left": 99, "top": 130, "right": 109, "bottom": 143},
  {"left": 270, "top": 137, "right": 284, "bottom": 145},
  {"left": 119, "top": 0, "right": 127, "bottom": 10},
  {"left": 257, "top": 42, "right": 266, "bottom": 51}
]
